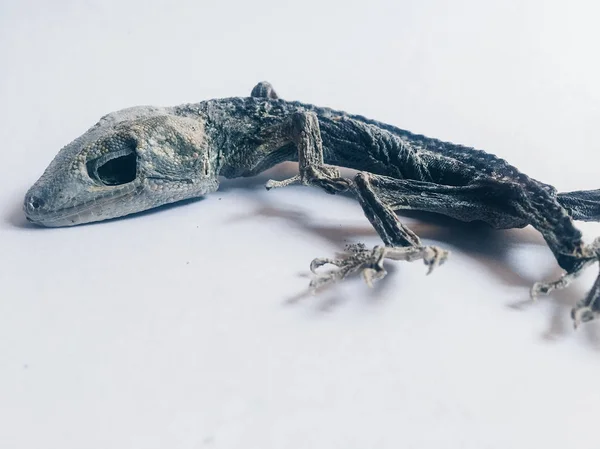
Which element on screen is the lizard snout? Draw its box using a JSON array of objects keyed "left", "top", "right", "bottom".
[
  {"left": 25, "top": 194, "right": 45, "bottom": 212},
  {"left": 23, "top": 189, "right": 58, "bottom": 225},
  {"left": 23, "top": 193, "right": 47, "bottom": 220}
]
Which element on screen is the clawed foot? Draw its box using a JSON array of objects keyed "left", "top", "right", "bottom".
[
  {"left": 309, "top": 243, "right": 449, "bottom": 291},
  {"left": 571, "top": 306, "right": 598, "bottom": 329},
  {"left": 571, "top": 261, "right": 600, "bottom": 329},
  {"left": 531, "top": 237, "right": 600, "bottom": 328},
  {"left": 530, "top": 272, "right": 580, "bottom": 301}
]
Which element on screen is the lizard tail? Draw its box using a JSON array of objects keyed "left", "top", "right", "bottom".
[{"left": 557, "top": 189, "right": 600, "bottom": 222}]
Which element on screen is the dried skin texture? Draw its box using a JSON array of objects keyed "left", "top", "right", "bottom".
[
  {"left": 24, "top": 109, "right": 217, "bottom": 226},
  {"left": 24, "top": 81, "right": 600, "bottom": 326},
  {"left": 309, "top": 244, "right": 448, "bottom": 291}
]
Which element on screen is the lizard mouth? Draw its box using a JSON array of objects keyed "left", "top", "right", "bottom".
[
  {"left": 25, "top": 145, "right": 143, "bottom": 227},
  {"left": 24, "top": 181, "right": 144, "bottom": 227}
]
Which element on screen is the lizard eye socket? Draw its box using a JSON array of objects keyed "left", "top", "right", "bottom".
[{"left": 87, "top": 140, "right": 138, "bottom": 186}]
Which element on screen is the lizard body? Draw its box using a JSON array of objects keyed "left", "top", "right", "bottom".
[{"left": 24, "top": 82, "right": 600, "bottom": 326}]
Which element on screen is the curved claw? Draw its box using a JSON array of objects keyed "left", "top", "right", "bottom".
[
  {"left": 309, "top": 274, "right": 332, "bottom": 291},
  {"left": 530, "top": 239, "right": 600, "bottom": 327},
  {"left": 310, "top": 257, "right": 343, "bottom": 273},
  {"left": 362, "top": 267, "right": 387, "bottom": 288},
  {"left": 423, "top": 247, "right": 449, "bottom": 275},
  {"left": 572, "top": 306, "right": 596, "bottom": 329},
  {"left": 309, "top": 264, "right": 356, "bottom": 292},
  {"left": 529, "top": 265, "right": 590, "bottom": 302},
  {"left": 530, "top": 282, "right": 552, "bottom": 301}
]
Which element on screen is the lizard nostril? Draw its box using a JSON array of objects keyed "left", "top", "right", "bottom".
[{"left": 28, "top": 196, "right": 45, "bottom": 211}]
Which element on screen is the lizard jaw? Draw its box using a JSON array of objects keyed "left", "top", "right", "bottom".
[{"left": 24, "top": 181, "right": 144, "bottom": 227}]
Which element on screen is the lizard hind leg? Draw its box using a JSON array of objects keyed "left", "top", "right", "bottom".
[
  {"left": 567, "top": 237, "right": 600, "bottom": 328},
  {"left": 309, "top": 172, "right": 449, "bottom": 291},
  {"left": 515, "top": 180, "right": 600, "bottom": 327},
  {"left": 530, "top": 236, "right": 600, "bottom": 328}
]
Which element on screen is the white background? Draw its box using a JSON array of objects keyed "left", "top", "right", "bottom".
[{"left": 2, "top": 1, "right": 600, "bottom": 448}]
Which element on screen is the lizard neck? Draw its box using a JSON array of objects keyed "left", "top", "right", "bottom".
[{"left": 174, "top": 98, "right": 301, "bottom": 179}]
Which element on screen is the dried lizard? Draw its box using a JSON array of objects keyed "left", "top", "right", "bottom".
[{"left": 23, "top": 82, "right": 600, "bottom": 327}]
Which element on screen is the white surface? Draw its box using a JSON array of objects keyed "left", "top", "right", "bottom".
[{"left": 2, "top": 1, "right": 600, "bottom": 448}]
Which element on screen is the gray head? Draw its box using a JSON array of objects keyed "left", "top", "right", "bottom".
[{"left": 24, "top": 106, "right": 218, "bottom": 226}]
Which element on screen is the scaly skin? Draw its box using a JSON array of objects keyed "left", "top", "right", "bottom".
[{"left": 23, "top": 81, "right": 600, "bottom": 326}]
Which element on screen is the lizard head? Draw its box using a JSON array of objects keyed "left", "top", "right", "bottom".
[{"left": 24, "top": 106, "right": 218, "bottom": 226}]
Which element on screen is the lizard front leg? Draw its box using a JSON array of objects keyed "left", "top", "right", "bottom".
[
  {"left": 263, "top": 112, "right": 448, "bottom": 290},
  {"left": 265, "top": 112, "right": 352, "bottom": 194}
]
